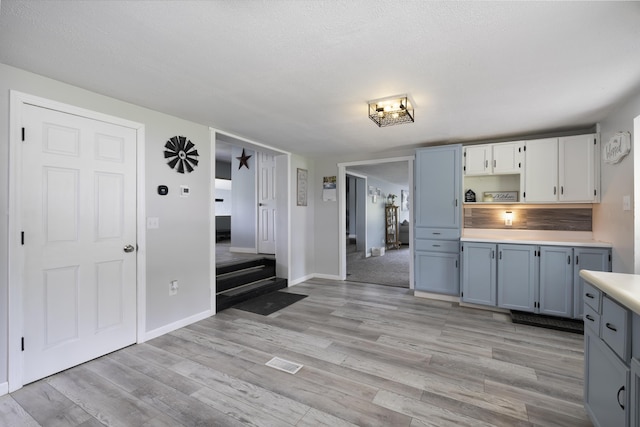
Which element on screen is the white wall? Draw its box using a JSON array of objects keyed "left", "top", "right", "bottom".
[
  {"left": 594, "top": 85, "right": 640, "bottom": 273},
  {"left": 0, "top": 63, "right": 212, "bottom": 385},
  {"left": 289, "top": 154, "right": 315, "bottom": 284}
]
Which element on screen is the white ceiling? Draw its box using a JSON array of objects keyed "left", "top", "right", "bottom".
[{"left": 1, "top": 1, "right": 640, "bottom": 158}]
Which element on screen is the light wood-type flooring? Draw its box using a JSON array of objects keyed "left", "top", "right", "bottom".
[{"left": 1, "top": 279, "right": 591, "bottom": 426}]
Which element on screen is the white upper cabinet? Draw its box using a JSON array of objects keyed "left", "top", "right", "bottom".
[
  {"left": 559, "top": 134, "right": 599, "bottom": 202},
  {"left": 523, "top": 137, "right": 559, "bottom": 202},
  {"left": 464, "top": 141, "right": 523, "bottom": 176},
  {"left": 492, "top": 141, "right": 524, "bottom": 174},
  {"left": 524, "top": 134, "right": 599, "bottom": 203}
]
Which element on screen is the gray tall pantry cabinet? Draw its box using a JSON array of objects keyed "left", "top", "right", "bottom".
[{"left": 414, "top": 145, "right": 462, "bottom": 295}]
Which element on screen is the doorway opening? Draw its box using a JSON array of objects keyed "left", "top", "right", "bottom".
[{"left": 339, "top": 157, "right": 414, "bottom": 289}]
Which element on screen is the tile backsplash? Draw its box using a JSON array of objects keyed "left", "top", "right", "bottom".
[{"left": 463, "top": 205, "right": 592, "bottom": 231}]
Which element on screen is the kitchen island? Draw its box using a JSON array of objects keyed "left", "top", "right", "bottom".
[{"left": 579, "top": 270, "right": 640, "bottom": 427}]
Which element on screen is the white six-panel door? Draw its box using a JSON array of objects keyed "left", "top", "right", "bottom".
[
  {"left": 21, "top": 104, "right": 137, "bottom": 384},
  {"left": 257, "top": 152, "right": 276, "bottom": 255}
]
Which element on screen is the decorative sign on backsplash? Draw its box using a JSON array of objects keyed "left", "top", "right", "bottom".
[
  {"left": 603, "top": 131, "right": 631, "bottom": 164},
  {"left": 483, "top": 191, "right": 518, "bottom": 202}
]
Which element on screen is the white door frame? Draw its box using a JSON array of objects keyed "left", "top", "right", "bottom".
[
  {"left": 7, "top": 91, "right": 146, "bottom": 392},
  {"left": 338, "top": 156, "right": 415, "bottom": 287},
  {"left": 345, "top": 171, "right": 368, "bottom": 256},
  {"left": 210, "top": 128, "right": 291, "bottom": 280}
]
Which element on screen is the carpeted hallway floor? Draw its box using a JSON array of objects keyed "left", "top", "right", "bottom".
[{"left": 346, "top": 243, "right": 410, "bottom": 288}]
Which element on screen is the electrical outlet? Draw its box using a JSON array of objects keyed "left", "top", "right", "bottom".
[{"left": 169, "top": 280, "right": 178, "bottom": 296}]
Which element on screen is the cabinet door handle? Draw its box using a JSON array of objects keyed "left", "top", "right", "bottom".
[
  {"left": 485, "top": 160, "right": 488, "bottom": 168},
  {"left": 432, "top": 244, "right": 441, "bottom": 247},
  {"left": 567, "top": 255, "right": 571, "bottom": 264},
  {"left": 553, "top": 186, "right": 557, "bottom": 195},
  {"left": 561, "top": 186, "right": 564, "bottom": 195},
  {"left": 585, "top": 293, "right": 594, "bottom": 299},
  {"left": 606, "top": 322, "right": 618, "bottom": 332},
  {"left": 491, "top": 250, "right": 495, "bottom": 259},
  {"left": 499, "top": 251, "right": 502, "bottom": 260},
  {"left": 432, "top": 232, "right": 441, "bottom": 235},
  {"left": 617, "top": 385, "right": 625, "bottom": 410},
  {"left": 585, "top": 314, "right": 594, "bottom": 322},
  {"left": 493, "top": 160, "right": 496, "bottom": 168}
]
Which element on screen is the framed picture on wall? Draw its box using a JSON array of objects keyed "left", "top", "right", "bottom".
[
  {"left": 297, "top": 168, "right": 308, "bottom": 206},
  {"left": 401, "top": 190, "right": 409, "bottom": 211}
]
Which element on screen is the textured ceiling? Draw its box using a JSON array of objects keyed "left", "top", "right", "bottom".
[{"left": 1, "top": 1, "right": 640, "bottom": 158}]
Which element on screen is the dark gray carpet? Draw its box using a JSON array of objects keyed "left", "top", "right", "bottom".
[
  {"left": 346, "top": 244, "right": 410, "bottom": 288},
  {"left": 233, "top": 291, "right": 307, "bottom": 315}
]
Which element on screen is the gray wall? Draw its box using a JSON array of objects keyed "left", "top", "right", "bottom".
[
  {"left": 231, "top": 146, "right": 256, "bottom": 250},
  {"left": 594, "top": 84, "right": 640, "bottom": 273},
  {"left": 0, "top": 63, "right": 212, "bottom": 385}
]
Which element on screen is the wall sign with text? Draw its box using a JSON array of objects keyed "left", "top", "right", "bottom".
[{"left": 603, "top": 131, "right": 631, "bottom": 164}]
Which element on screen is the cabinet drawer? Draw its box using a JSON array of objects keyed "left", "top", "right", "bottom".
[
  {"left": 415, "top": 227, "right": 460, "bottom": 240},
  {"left": 602, "top": 296, "right": 630, "bottom": 362},
  {"left": 583, "top": 282, "right": 602, "bottom": 313},
  {"left": 415, "top": 239, "right": 459, "bottom": 253},
  {"left": 583, "top": 304, "right": 601, "bottom": 336}
]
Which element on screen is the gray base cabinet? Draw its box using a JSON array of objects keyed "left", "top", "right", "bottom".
[
  {"left": 415, "top": 250, "right": 459, "bottom": 295},
  {"left": 497, "top": 244, "right": 537, "bottom": 312},
  {"left": 462, "top": 241, "right": 611, "bottom": 318},
  {"left": 539, "top": 246, "right": 573, "bottom": 317},
  {"left": 631, "top": 358, "right": 640, "bottom": 427},
  {"left": 461, "top": 242, "right": 496, "bottom": 305},
  {"left": 574, "top": 247, "right": 611, "bottom": 319}
]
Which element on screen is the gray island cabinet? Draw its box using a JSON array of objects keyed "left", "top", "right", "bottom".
[{"left": 580, "top": 270, "right": 640, "bottom": 427}]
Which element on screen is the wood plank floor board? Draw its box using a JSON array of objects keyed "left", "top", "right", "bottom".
[
  {"left": 9, "top": 381, "right": 94, "bottom": 427},
  {"left": 45, "top": 366, "right": 182, "bottom": 427},
  {"left": 2, "top": 279, "right": 592, "bottom": 426},
  {"left": 0, "top": 395, "right": 41, "bottom": 427},
  {"left": 240, "top": 363, "right": 413, "bottom": 427}
]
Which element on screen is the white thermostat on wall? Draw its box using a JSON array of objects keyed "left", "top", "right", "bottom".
[{"left": 180, "top": 185, "right": 190, "bottom": 197}]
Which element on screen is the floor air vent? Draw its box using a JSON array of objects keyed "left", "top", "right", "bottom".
[{"left": 265, "top": 357, "right": 303, "bottom": 374}]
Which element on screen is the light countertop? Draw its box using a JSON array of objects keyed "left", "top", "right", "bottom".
[
  {"left": 461, "top": 229, "right": 612, "bottom": 248},
  {"left": 580, "top": 270, "right": 640, "bottom": 314}
]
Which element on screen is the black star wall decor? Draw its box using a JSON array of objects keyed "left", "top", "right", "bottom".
[
  {"left": 164, "top": 136, "right": 199, "bottom": 173},
  {"left": 236, "top": 148, "right": 252, "bottom": 170}
]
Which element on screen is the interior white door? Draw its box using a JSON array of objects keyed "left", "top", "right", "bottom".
[
  {"left": 21, "top": 104, "right": 137, "bottom": 384},
  {"left": 257, "top": 152, "right": 276, "bottom": 254}
]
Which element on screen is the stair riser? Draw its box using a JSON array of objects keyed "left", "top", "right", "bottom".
[
  {"left": 217, "top": 278, "right": 287, "bottom": 312},
  {"left": 216, "top": 258, "right": 275, "bottom": 276},
  {"left": 217, "top": 267, "right": 276, "bottom": 293}
]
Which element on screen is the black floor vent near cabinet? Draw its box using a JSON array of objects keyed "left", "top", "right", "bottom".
[{"left": 511, "top": 311, "right": 584, "bottom": 334}]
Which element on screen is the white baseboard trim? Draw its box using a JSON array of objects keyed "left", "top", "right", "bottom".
[
  {"left": 229, "top": 247, "right": 257, "bottom": 254},
  {"left": 288, "top": 274, "right": 314, "bottom": 286},
  {"left": 143, "top": 309, "right": 214, "bottom": 342},
  {"left": 311, "top": 273, "right": 342, "bottom": 281},
  {"left": 413, "top": 291, "right": 460, "bottom": 303},
  {"left": 0, "top": 382, "right": 8, "bottom": 396}
]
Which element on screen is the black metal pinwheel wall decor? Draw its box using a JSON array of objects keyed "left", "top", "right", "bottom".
[{"left": 164, "top": 136, "right": 199, "bottom": 173}]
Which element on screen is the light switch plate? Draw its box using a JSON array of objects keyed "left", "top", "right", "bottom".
[{"left": 147, "top": 217, "right": 160, "bottom": 229}]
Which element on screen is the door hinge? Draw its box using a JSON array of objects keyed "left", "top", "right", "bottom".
[
  {"left": 523, "top": 146, "right": 526, "bottom": 151},
  {"left": 21, "top": 127, "right": 25, "bottom": 142},
  {"left": 463, "top": 151, "right": 466, "bottom": 157},
  {"left": 461, "top": 292, "right": 464, "bottom": 297},
  {"left": 518, "top": 162, "right": 521, "bottom": 168},
  {"left": 461, "top": 245, "right": 464, "bottom": 252},
  {"left": 463, "top": 166, "right": 466, "bottom": 172},
  {"left": 21, "top": 337, "right": 24, "bottom": 351},
  {"left": 21, "top": 231, "right": 24, "bottom": 245},
  {"left": 594, "top": 138, "right": 597, "bottom": 145}
]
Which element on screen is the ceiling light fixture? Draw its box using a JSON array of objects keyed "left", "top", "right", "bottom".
[{"left": 368, "top": 95, "right": 414, "bottom": 127}]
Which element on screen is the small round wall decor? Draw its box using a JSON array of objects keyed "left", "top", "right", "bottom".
[{"left": 164, "top": 136, "right": 199, "bottom": 173}]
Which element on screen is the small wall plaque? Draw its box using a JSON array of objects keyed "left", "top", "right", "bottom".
[
  {"left": 603, "top": 131, "right": 631, "bottom": 164},
  {"left": 483, "top": 191, "right": 518, "bottom": 202}
]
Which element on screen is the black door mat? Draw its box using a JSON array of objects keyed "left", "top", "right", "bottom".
[
  {"left": 511, "top": 311, "right": 584, "bottom": 334},
  {"left": 233, "top": 291, "right": 307, "bottom": 316}
]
